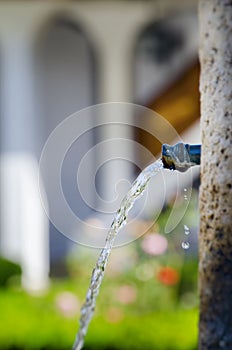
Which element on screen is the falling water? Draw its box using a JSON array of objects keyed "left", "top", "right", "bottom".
[{"left": 72, "top": 159, "right": 163, "bottom": 350}]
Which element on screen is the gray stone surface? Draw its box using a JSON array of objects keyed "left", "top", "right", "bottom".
[{"left": 199, "top": 0, "right": 232, "bottom": 349}]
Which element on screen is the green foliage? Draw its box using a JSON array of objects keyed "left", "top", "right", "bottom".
[
  {"left": 86, "top": 311, "right": 198, "bottom": 350},
  {"left": 0, "top": 286, "right": 198, "bottom": 350},
  {"left": 0, "top": 257, "right": 21, "bottom": 287}
]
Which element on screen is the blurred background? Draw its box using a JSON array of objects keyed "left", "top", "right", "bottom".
[{"left": 0, "top": 0, "right": 200, "bottom": 349}]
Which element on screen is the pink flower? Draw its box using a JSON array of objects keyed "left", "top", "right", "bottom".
[
  {"left": 55, "top": 291, "right": 80, "bottom": 318},
  {"left": 116, "top": 285, "right": 137, "bottom": 304},
  {"left": 141, "top": 233, "right": 168, "bottom": 256}
]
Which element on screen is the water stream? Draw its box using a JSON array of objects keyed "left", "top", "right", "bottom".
[{"left": 72, "top": 159, "right": 163, "bottom": 350}]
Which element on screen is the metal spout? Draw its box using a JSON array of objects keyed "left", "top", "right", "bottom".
[{"left": 162, "top": 143, "right": 201, "bottom": 172}]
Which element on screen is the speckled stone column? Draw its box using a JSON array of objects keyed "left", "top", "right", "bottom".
[{"left": 198, "top": 0, "right": 232, "bottom": 349}]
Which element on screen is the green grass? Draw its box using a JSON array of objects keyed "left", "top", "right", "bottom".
[
  {"left": 0, "top": 284, "right": 198, "bottom": 350},
  {"left": 87, "top": 311, "right": 198, "bottom": 350}
]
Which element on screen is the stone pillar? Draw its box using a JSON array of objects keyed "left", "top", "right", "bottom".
[
  {"left": 96, "top": 38, "right": 134, "bottom": 203},
  {"left": 0, "top": 34, "right": 49, "bottom": 292},
  {"left": 198, "top": 0, "right": 232, "bottom": 348}
]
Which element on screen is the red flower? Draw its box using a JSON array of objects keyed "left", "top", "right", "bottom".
[{"left": 157, "top": 266, "right": 179, "bottom": 286}]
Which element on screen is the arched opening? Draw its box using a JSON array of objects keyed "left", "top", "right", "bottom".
[
  {"left": 36, "top": 16, "right": 96, "bottom": 140},
  {"left": 36, "top": 16, "right": 96, "bottom": 271}
]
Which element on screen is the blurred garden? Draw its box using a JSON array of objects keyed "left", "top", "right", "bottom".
[
  {"left": 0, "top": 190, "right": 199, "bottom": 350},
  {"left": 1, "top": 0, "right": 231, "bottom": 348}
]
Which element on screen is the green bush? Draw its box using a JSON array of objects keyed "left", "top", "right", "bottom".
[{"left": 0, "top": 257, "right": 21, "bottom": 287}]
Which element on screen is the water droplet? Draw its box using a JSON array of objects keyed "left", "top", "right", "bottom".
[
  {"left": 184, "top": 225, "right": 190, "bottom": 235},
  {"left": 182, "top": 241, "right": 190, "bottom": 250},
  {"left": 184, "top": 195, "right": 188, "bottom": 200},
  {"left": 184, "top": 188, "right": 187, "bottom": 192}
]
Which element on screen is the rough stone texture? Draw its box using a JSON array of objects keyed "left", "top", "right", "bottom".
[{"left": 198, "top": 0, "right": 232, "bottom": 349}]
